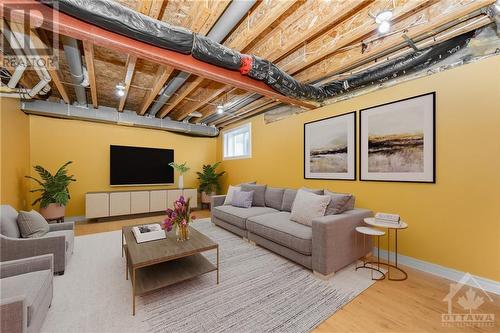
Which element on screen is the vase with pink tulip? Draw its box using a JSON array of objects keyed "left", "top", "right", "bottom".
[{"left": 161, "top": 195, "right": 195, "bottom": 241}]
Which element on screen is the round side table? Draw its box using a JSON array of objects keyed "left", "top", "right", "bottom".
[
  {"left": 355, "top": 226, "right": 386, "bottom": 281},
  {"left": 364, "top": 217, "right": 408, "bottom": 281}
]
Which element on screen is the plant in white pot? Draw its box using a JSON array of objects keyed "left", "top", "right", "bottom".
[
  {"left": 26, "top": 161, "right": 76, "bottom": 219},
  {"left": 196, "top": 162, "right": 225, "bottom": 205},
  {"left": 169, "top": 162, "right": 190, "bottom": 189}
]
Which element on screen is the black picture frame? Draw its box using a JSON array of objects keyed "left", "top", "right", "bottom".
[
  {"left": 359, "top": 92, "right": 436, "bottom": 183},
  {"left": 304, "top": 111, "right": 357, "bottom": 181}
]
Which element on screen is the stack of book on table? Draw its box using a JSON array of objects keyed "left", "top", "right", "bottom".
[
  {"left": 374, "top": 213, "right": 401, "bottom": 226},
  {"left": 132, "top": 224, "right": 166, "bottom": 243}
]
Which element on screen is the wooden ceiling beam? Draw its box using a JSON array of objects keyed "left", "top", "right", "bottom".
[
  {"left": 224, "top": 0, "right": 299, "bottom": 52},
  {"left": 138, "top": 65, "right": 175, "bottom": 115},
  {"left": 249, "top": 0, "right": 369, "bottom": 63},
  {"left": 82, "top": 40, "right": 97, "bottom": 108},
  {"left": 295, "top": 0, "right": 496, "bottom": 83},
  {"left": 117, "top": 55, "right": 136, "bottom": 111},
  {"left": 171, "top": 85, "right": 233, "bottom": 121},
  {"left": 157, "top": 76, "right": 204, "bottom": 118}
]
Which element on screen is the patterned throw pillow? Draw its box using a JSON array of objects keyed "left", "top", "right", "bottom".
[
  {"left": 17, "top": 210, "right": 50, "bottom": 238},
  {"left": 290, "top": 189, "right": 330, "bottom": 226},
  {"left": 231, "top": 190, "right": 254, "bottom": 208}
]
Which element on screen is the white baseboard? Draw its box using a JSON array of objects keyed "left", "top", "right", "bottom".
[{"left": 373, "top": 247, "right": 500, "bottom": 295}]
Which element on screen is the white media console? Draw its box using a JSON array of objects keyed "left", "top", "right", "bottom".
[{"left": 85, "top": 188, "right": 198, "bottom": 219}]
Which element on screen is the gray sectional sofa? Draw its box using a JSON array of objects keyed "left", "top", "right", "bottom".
[{"left": 211, "top": 188, "right": 372, "bottom": 278}]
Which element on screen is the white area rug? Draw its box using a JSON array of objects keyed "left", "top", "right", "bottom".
[{"left": 41, "top": 219, "right": 376, "bottom": 333}]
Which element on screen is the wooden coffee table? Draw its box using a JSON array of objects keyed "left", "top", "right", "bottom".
[{"left": 122, "top": 225, "right": 219, "bottom": 315}]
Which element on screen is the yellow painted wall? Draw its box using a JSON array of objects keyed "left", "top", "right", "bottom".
[
  {"left": 218, "top": 56, "right": 500, "bottom": 281},
  {"left": 29, "top": 116, "right": 217, "bottom": 216},
  {"left": 0, "top": 98, "right": 30, "bottom": 210}
]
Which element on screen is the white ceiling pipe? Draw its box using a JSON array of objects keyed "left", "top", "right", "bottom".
[
  {"left": 61, "top": 35, "right": 87, "bottom": 105},
  {"left": 148, "top": 0, "right": 257, "bottom": 116},
  {"left": 2, "top": 22, "right": 51, "bottom": 98},
  {"left": 1, "top": 22, "right": 29, "bottom": 89}
]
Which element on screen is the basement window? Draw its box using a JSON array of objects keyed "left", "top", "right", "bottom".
[{"left": 223, "top": 122, "right": 252, "bottom": 160}]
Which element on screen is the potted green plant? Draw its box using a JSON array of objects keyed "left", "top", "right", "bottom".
[
  {"left": 26, "top": 161, "right": 76, "bottom": 219},
  {"left": 196, "top": 162, "right": 225, "bottom": 205},
  {"left": 169, "top": 162, "right": 190, "bottom": 189}
]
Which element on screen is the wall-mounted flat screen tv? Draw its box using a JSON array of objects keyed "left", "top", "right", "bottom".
[{"left": 110, "top": 145, "right": 174, "bottom": 185}]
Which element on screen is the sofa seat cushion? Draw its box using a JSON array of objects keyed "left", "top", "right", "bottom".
[
  {"left": 212, "top": 206, "right": 279, "bottom": 229},
  {"left": 246, "top": 212, "right": 312, "bottom": 255},
  {"left": 1, "top": 269, "right": 52, "bottom": 326},
  {"left": 42, "top": 230, "right": 74, "bottom": 256}
]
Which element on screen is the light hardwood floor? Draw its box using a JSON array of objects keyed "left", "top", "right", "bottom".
[{"left": 75, "top": 211, "right": 499, "bottom": 333}]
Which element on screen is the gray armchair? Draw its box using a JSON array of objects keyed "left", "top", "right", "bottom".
[
  {"left": 0, "top": 254, "right": 54, "bottom": 333},
  {"left": 0, "top": 205, "right": 74, "bottom": 274}
]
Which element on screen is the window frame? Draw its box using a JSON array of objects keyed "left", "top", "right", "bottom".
[{"left": 222, "top": 122, "right": 252, "bottom": 160}]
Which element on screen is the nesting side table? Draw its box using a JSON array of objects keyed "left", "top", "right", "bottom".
[
  {"left": 355, "top": 226, "right": 386, "bottom": 280},
  {"left": 364, "top": 217, "right": 408, "bottom": 281}
]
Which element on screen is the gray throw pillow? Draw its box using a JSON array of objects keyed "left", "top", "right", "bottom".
[
  {"left": 241, "top": 184, "right": 267, "bottom": 207},
  {"left": 281, "top": 189, "right": 297, "bottom": 212},
  {"left": 231, "top": 190, "right": 253, "bottom": 208},
  {"left": 17, "top": 210, "right": 49, "bottom": 238},
  {"left": 265, "top": 187, "right": 285, "bottom": 210},
  {"left": 325, "top": 190, "right": 355, "bottom": 215}
]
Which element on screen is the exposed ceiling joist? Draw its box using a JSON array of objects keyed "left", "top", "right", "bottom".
[
  {"left": 224, "top": 0, "right": 299, "bottom": 52},
  {"left": 1, "top": 0, "right": 316, "bottom": 109},
  {"left": 82, "top": 40, "right": 98, "bottom": 108},
  {"left": 138, "top": 65, "right": 175, "bottom": 115},
  {"left": 250, "top": 0, "right": 369, "bottom": 62},
  {"left": 118, "top": 55, "right": 137, "bottom": 111},
  {"left": 116, "top": 0, "right": 157, "bottom": 111}
]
